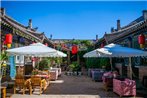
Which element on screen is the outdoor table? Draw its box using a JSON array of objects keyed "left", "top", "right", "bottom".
[
  {"left": 1, "top": 86, "right": 6, "bottom": 98},
  {"left": 24, "top": 75, "right": 49, "bottom": 79},
  {"left": 36, "top": 75, "right": 49, "bottom": 79}
]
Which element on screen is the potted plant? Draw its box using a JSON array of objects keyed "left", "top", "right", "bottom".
[
  {"left": 69, "top": 62, "right": 81, "bottom": 76},
  {"left": 32, "top": 69, "right": 39, "bottom": 75}
]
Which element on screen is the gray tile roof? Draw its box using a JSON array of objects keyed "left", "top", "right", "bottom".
[{"left": 2, "top": 15, "right": 41, "bottom": 41}]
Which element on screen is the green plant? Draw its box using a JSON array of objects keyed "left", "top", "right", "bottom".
[
  {"left": 56, "top": 58, "right": 62, "bottom": 65},
  {"left": 32, "top": 69, "right": 39, "bottom": 75},
  {"left": 69, "top": 61, "right": 81, "bottom": 72},
  {"left": 0, "top": 51, "right": 8, "bottom": 68},
  {"left": 99, "top": 58, "right": 110, "bottom": 68},
  {"left": 38, "top": 59, "right": 50, "bottom": 70}
]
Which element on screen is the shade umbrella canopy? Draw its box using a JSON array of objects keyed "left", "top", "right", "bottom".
[
  {"left": 6, "top": 43, "right": 66, "bottom": 57},
  {"left": 84, "top": 43, "right": 147, "bottom": 79},
  {"left": 83, "top": 49, "right": 106, "bottom": 57},
  {"left": 49, "top": 50, "right": 67, "bottom": 57},
  {"left": 96, "top": 43, "right": 147, "bottom": 57}
]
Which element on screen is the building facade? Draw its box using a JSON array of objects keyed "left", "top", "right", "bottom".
[
  {"left": 95, "top": 10, "right": 147, "bottom": 81},
  {"left": 0, "top": 8, "right": 53, "bottom": 77}
]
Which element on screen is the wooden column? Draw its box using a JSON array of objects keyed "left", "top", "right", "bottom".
[
  {"left": 77, "top": 53, "right": 80, "bottom": 65},
  {"left": 67, "top": 51, "right": 70, "bottom": 65}
]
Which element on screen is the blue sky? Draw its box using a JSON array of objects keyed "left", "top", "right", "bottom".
[{"left": 1, "top": 1, "right": 147, "bottom": 39}]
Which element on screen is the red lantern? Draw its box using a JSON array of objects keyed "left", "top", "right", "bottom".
[
  {"left": 5, "top": 34, "right": 12, "bottom": 44},
  {"left": 32, "top": 57, "right": 36, "bottom": 61},
  {"left": 138, "top": 34, "right": 145, "bottom": 44},
  {"left": 45, "top": 43, "right": 48, "bottom": 46},
  {"left": 101, "top": 43, "right": 104, "bottom": 48},
  {"left": 3, "top": 40, "right": 6, "bottom": 44},
  {"left": 32, "top": 42, "right": 35, "bottom": 44},
  {"left": 72, "top": 45, "right": 78, "bottom": 54}
]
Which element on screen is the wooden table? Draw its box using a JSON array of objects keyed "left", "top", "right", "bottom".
[
  {"left": 1, "top": 86, "right": 6, "bottom": 98},
  {"left": 24, "top": 75, "right": 49, "bottom": 79}
]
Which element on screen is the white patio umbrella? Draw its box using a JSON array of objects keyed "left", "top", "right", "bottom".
[
  {"left": 96, "top": 43, "right": 147, "bottom": 79},
  {"left": 83, "top": 49, "right": 107, "bottom": 57},
  {"left": 6, "top": 43, "right": 67, "bottom": 68},
  {"left": 83, "top": 43, "right": 147, "bottom": 79},
  {"left": 83, "top": 48, "right": 113, "bottom": 71},
  {"left": 6, "top": 43, "right": 58, "bottom": 57},
  {"left": 97, "top": 43, "right": 147, "bottom": 57},
  {"left": 49, "top": 50, "right": 67, "bottom": 57}
]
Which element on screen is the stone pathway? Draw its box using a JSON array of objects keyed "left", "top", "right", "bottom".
[{"left": 43, "top": 73, "right": 118, "bottom": 97}]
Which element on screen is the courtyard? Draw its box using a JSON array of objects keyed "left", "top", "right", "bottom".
[{"left": 11, "top": 72, "right": 118, "bottom": 98}]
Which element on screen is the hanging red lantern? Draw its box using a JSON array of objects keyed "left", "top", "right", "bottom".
[
  {"left": 72, "top": 45, "right": 78, "bottom": 54},
  {"left": 45, "top": 43, "right": 48, "bottom": 46},
  {"left": 32, "top": 42, "right": 35, "bottom": 44},
  {"left": 5, "top": 34, "right": 12, "bottom": 44},
  {"left": 101, "top": 43, "right": 104, "bottom": 48},
  {"left": 61, "top": 43, "right": 65, "bottom": 48},
  {"left": 138, "top": 34, "right": 145, "bottom": 44},
  {"left": 32, "top": 57, "right": 36, "bottom": 61},
  {"left": 3, "top": 40, "right": 6, "bottom": 44}
]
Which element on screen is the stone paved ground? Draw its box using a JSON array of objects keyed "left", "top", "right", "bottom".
[
  {"left": 11, "top": 72, "right": 144, "bottom": 98},
  {"left": 43, "top": 73, "right": 118, "bottom": 97}
]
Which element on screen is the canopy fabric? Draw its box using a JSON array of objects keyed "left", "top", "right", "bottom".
[
  {"left": 83, "top": 43, "right": 147, "bottom": 79},
  {"left": 49, "top": 50, "right": 67, "bottom": 57},
  {"left": 83, "top": 49, "right": 105, "bottom": 57},
  {"left": 96, "top": 43, "right": 147, "bottom": 57},
  {"left": 6, "top": 43, "right": 67, "bottom": 57}
]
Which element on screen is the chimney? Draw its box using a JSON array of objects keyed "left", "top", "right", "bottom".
[
  {"left": 96, "top": 35, "right": 98, "bottom": 41},
  {"left": 1, "top": 8, "right": 5, "bottom": 16},
  {"left": 50, "top": 34, "right": 52, "bottom": 40},
  {"left": 117, "top": 19, "right": 121, "bottom": 30},
  {"left": 143, "top": 10, "right": 147, "bottom": 20},
  {"left": 28, "top": 19, "right": 32, "bottom": 29},
  {"left": 111, "top": 27, "right": 114, "bottom": 33}
]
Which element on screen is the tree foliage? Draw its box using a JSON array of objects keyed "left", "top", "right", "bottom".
[{"left": 0, "top": 51, "right": 8, "bottom": 66}]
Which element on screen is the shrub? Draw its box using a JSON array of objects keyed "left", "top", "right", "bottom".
[
  {"left": 38, "top": 59, "right": 50, "bottom": 70},
  {"left": 69, "top": 61, "right": 81, "bottom": 72}
]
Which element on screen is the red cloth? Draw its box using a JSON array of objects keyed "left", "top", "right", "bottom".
[{"left": 113, "top": 78, "right": 136, "bottom": 97}]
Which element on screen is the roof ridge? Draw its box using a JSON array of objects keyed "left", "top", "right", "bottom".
[
  {"left": 106, "top": 20, "right": 144, "bottom": 35},
  {"left": 5, "top": 15, "right": 27, "bottom": 28}
]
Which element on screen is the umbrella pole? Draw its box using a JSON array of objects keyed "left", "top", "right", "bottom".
[
  {"left": 129, "top": 57, "right": 132, "bottom": 79},
  {"left": 110, "top": 57, "right": 113, "bottom": 71},
  {"left": 32, "top": 61, "right": 35, "bottom": 69}
]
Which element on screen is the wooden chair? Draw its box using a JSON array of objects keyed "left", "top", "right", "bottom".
[
  {"left": 42, "top": 70, "right": 50, "bottom": 85},
  {"left": 30, "top": 75, "right": 46, "bottom": 95},
  {"left": 14, "top": 74, "right": 31, "bottom": 95}
]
